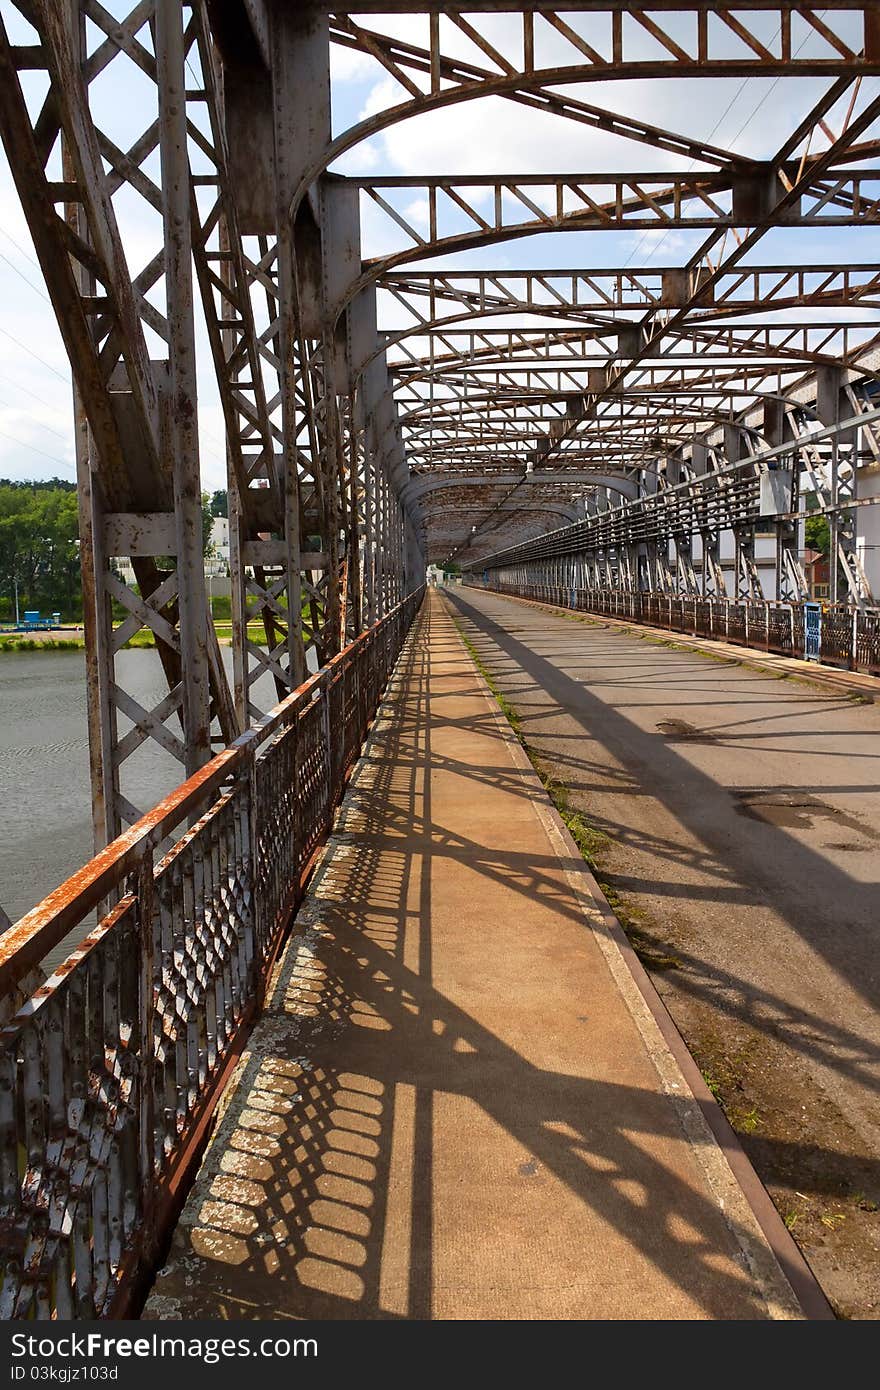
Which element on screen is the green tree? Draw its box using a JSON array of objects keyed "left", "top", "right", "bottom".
[
  {"left": 209, "top": 489, "right": 227, "bottom": 518},
  {"left": 0, "top": 480, "right": 81, "bottom": 620},
  {"left": 0, "top": 479, "right": 219, "bottom": 623},
  {"left": 804, "top": 513, "right": 831, "bottom": 556}
]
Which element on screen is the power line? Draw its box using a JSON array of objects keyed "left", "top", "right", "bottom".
[
  {"left": 0, "top": 391, "right": 71, "bottom": 443},
  {"left": 624, "top": 14, "right": 826, "bottom": 270},
  {"left": 0, "top": 252, "right": 50, "bottom": 304},
  {"left": 0, "top": 371, "right": 67, "bottom": 415},
  {"left": 0, "top": 326, "right": 68, "bottom": 382},
  {"left": 0, "top": 223, "right": 41, "bottom": 273},
  {"left": 0, "top": 426, "right": 74, "bottom": 472},
  {"left": 725, "top": 75, "right": 793, "bottom": 152},
  {"left": 624, "top": 76, "right": 754, "bottom": 269},
  {"left": 723, "top": 9, "right": 830, "bottom": 153}
]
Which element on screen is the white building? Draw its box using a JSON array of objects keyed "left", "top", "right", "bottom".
[{"left": 208, "top": 515, "right": 230, "bottom": 574}]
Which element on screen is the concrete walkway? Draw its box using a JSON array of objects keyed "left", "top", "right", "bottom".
[{"left": 145, "top": 591, "right": 820, "bottom": 1321}]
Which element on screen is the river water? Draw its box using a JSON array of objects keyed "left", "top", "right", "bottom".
[{"left": 0, "top": 646, "right": 292, "bottom": 932}]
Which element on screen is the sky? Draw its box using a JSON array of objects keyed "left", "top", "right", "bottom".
[{"left": 0, "top": 3, "right": 877, "bottom": 491}]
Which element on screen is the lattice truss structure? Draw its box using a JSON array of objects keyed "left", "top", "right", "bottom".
[
  {"left": 2, "top": 1, "right": 880, "bottom": 842},
  {"left": 0, "top": 0, "right": 423, "bottom": 846},
  {"left": 328, "top": 3, "right": 880, "bottom": 600}
]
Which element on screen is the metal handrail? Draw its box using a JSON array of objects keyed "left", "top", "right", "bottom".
[
  {"left": 0, "top": 586, "right": 424, "bottom": 1319},
  {"left": 469, "top": 580, "right": 880, "bottom": 676}
]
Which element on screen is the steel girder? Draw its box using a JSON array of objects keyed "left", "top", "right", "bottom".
[
  {"left": 474, "top": 404, "right": 880, "bottom": 599},
  {"left": 271, "top": 3, "right": 880, "bottom": 580},
  {"left": 3, "top": 1, "right": 880, "bottom": 836},
  {"left": 0, "top": 0, "right": 421, "bottom": 843}
]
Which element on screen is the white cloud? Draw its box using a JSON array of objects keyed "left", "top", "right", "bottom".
[
  {"left": 358, "top": 76, "right": 412, "bottom": 122},
  {"left": 329, "top": 44, "right": 376, "bottom": 85},
  {"left": 331, "top": 140, "right": 382, "bottom": 175},
  {"left": 403, "top": 197, "right": 430, "bottom": 227}
]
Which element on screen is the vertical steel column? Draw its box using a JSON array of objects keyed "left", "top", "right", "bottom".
[
  {"left": 320, "top": 178, "right": 367, "bottom": 651},
  {"left": 269, "top": 7, "right": 312, "bottom": 687},
  {"left": 156, "top": 0, "right": 211, "bottom": 773},
  {"left": 62, "top": 2, "right": 116, "bottom": 851},
  {"left": 363, "top": 416, "right": 376, "bottom": 623},
  {"left": 360, "top": 357, "right": 387, "bottom": 624}
]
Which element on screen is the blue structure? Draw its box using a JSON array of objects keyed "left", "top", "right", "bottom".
[
  {"left": 804, "top": 602, "right": 822, "bottom": 661},
  {"left": 17, "top": 611, "right": 60, "bottom": 632}
]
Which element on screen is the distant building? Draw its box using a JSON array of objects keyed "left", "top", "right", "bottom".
[
  {"left": 802, "top": 548, "right": 831, "bottom": 600},
  {"left": 207, "top": 516, "right": 230, "bottom": 574}
]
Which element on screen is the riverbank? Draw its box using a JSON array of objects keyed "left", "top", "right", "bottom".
[
  {"left": 0, "top": 627, "right": 86, "bottom": 652},
  {"left": 0, "top": 622, "right": 263, "bottom": 652}
]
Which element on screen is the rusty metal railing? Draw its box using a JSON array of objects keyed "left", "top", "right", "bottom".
[
  {"left": 0, "top": 586, "right": 424, "bottom": 1319},
  {"left": 469, "top": 581, "right": 880, "bottom": 676}
]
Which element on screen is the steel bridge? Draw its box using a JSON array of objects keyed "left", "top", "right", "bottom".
[{"left": 0, "top": 0, "right": 879, "bottom": 1321}]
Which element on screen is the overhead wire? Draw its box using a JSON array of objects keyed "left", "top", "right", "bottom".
[
  {"left": 0, "top": 390, "right": 71, "bottom": 444},
  {"left": 0, "top": 222, "right": 42, "bottom": 273},
  {"left": 453, "top": 18, "right": 834, "bottom": 563},
  {"left": 0, "top": 427, "right": 74, "bottom": 473},
  {"left": 0, "top": 251, "right": 51, "bottom": 304},
  {"left": 0, "top": 325, "right": 68, "bottom": 382},
  {"left": 623, "top": 13, "right": 828, "bottom": 270}
]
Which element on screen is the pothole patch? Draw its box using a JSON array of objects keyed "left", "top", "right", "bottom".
[
  {"left": 656, "top": 718, "right": 716, "bottom": 742},
  {"left": 733, "top": 789, "right": 878, "bottom": 838}
]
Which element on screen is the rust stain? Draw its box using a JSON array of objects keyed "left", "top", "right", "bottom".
[{"left": 0, "top": 590, "right": 420, "bottom": 998}]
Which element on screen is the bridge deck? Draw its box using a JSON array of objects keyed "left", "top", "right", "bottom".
[
  {"left": 145, "top": 591, "right": 814, "bottom": 1321},
  {"left": 447, "top": 585, "right": 880, "bottom": 1318}
]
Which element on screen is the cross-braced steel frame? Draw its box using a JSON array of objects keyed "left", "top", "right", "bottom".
[{"left": 2, "top": 1, "right": 880, "bottom": 839}]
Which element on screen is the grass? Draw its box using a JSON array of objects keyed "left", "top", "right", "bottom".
[
  {"left": 820, "top": 1211, "right": 847, "bottom": 1231},
  {"left": 454, "top": 621, "right": 524, "bottom": 741},
  {"left": 852, "top": 1192, "right": 879, "bottom": 1212},
  {"left": 688, "top": 1028, "right": 775, "bottom": 1144},
  {"left": 0, "top": 618, "right": 272, "bottom": 653},
  {"left": 729, "top": 1104, "right": 761, "bottom": 1134},
  {"left": 453, "top": 614, "right": 681, "bottom": 973},
  {"left": 0, "top": 635, "right": 84, "bottom": 652},
  {"left": 701, "top": 1069, "right": 723, "bottom": 1100}
]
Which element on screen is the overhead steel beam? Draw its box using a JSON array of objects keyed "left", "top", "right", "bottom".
[{"left": 4, "top": 0, "right": 880, "bottom": 832}]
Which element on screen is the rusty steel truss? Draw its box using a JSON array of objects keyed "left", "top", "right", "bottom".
[
  {"left": 0, "top": 0, "right": 880, "bottom": 1321},
  {"left": 0, "top": 0, "right": 424, "bottom": 847},
  {"left": 1, "top": 2, "right": 880, "bottom": 837}
]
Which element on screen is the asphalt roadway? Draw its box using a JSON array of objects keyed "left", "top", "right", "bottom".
[{"left": 446, "top": 585, "right": 880, "bottom": 1318}]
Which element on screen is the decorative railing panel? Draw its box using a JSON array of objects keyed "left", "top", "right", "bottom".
[
  {"left": 855, "top": 612, "right": 880, "bottom": 674},
  {"left": 0, "top": 587, "right": 423, "bottom": 1318},
  {"left": 0, "top": 898, "right": 142, "bottom": 1319}
]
